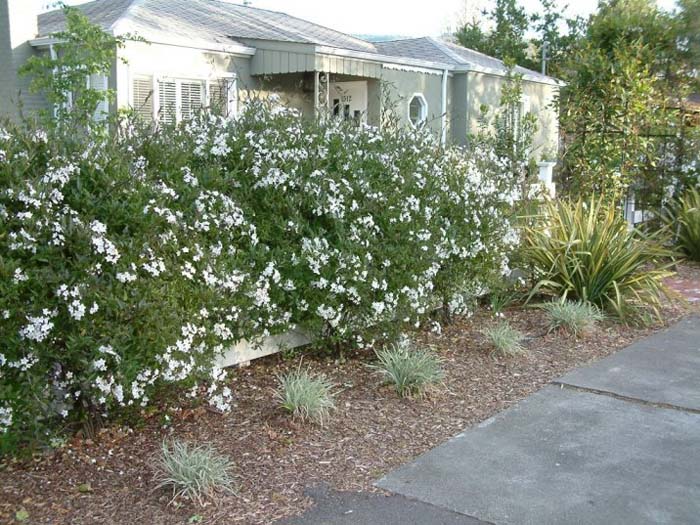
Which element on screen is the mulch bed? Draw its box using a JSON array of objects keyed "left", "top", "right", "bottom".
[{"left": 2, "top": 263, "right": 699, "bottom": 525}]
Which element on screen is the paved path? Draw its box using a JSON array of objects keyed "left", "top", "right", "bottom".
[{"left": 280, "top": 316, "right": 700, "bottom": 525}]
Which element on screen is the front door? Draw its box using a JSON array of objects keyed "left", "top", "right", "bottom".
[{"left": 329, "top": 81, "right": 367, "bottom": 123}]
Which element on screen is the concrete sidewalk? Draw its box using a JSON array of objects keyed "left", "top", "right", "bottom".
[{"left": 281, "top": 316, "right": 700, "bottom": 525}]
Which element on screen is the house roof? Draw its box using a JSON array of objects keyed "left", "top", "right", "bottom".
[
  {"left": 375, "top": 37, "right": 552, "bottom": 82},
  {"left": 37, "top": 0, "right": 558, "bottom": 83},
  {"left": 38, "top": 0, "right": 377, "bottom": 52}
]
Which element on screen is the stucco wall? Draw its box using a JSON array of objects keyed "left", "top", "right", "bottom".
[
  {"left": 379, "top": 67, "right": 446, "bottom": 136},
  {"left": 116, "top": 40, "right": 256, "bottom": 112},
  {"left": 464, "top": 71, "right": 559, "bottom": 157},
  {"left": 117, "top": 41, "right": 320, "bottom": 116}
]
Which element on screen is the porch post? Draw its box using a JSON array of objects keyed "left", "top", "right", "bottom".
[{"left": 314, "top": 71, "right": 329, "bottom": 119}]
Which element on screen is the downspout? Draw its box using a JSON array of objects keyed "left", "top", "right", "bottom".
[
  {"left": 49, "top": 43, "right": 58, "bottom": 118},
  {"left": 440, "top": 68, "right": 448, "bottom": 147}
]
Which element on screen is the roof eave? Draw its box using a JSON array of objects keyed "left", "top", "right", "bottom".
[
  {"left": 30, "top": 32, "right": 257, "bottom": 57},
  {"left": 315, "top": 44, "right": 454, "bottom": 72},
  {"left": 29, "top": 36, "right": 61, "bottom": 48},
  {"left": 452, "top": 64, "right": 564, "bottom": 86}
]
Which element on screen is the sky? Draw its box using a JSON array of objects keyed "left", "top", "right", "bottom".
[{"left": 54, "top": 0, "right": 678, "bottom": 38}]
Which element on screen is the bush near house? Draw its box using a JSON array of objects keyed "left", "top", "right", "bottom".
[
  {"left": 0, "top": 99, "right": 519, "bottom": 452},
  {"left": 523, "top": 197, "right": 674, "bottom": 320}
]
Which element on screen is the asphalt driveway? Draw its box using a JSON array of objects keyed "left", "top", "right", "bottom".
[{"left": 281, "top": 316, "right": 700, "bottom": 525}]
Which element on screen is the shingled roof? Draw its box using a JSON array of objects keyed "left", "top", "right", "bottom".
[
  {"left": 38, "top": 0, "right": 377, "bottom": 52},
  {"left": 37, "top": 0, "right": 557, "bottom": 83},
  {"left": 376, "top": 37, "right": 551, "bottom": 82}
]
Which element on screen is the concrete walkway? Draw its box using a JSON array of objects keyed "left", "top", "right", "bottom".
[{"left": 280, "top": 316, "right": 700, "bottom": 525}]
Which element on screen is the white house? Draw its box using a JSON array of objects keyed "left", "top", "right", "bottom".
[{"left": 0, "top": 0, "right": 562, "bottom": 152}]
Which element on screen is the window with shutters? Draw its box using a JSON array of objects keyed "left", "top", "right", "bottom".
[
  {"left": 131, "top": 76, "right": 227, "bottom": 123},
  {"left": 158, "top": 80, "right": 178, "bottom": 124},
  {"left": 208, "top": 78, "right": 237, "bottom": 118},
  {"left": 154, "top": 78, "right": 205, "bottom": 124},
  {"left": 132, "top": 76, "right": 154, "bottom": 121},
  {"left": 180, "top": 81, "right": 204, "bottom": 121},
  {"left": 88, "top": 74, "right": 109, "bottom": 121}
]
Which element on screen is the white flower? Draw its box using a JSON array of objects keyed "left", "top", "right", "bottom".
[
  {"left": 19, "top": 309, "right": 56, "bottom": 342},
  {"left": 116, "top": 271, "right": 137, "bottom": 283},
  {"left": 0, "top": 406, "right": 13, "bottom": 433},
  {"left": 372, "top": 301, "right": 385, "bottom": 316},
  {"left": 12, "top": 268, "right": 28, "bottom": 283}
]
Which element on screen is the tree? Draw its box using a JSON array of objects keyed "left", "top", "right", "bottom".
[
  {"left": 455, "top": 0, "right": 536, "bottom": 70},
  {"left": 19, "top": 4, "right": 127, "bottom": 129},
  {"left": 677, "top": 0, "right": 700, "bottom": 89},
  {"left": 557, "top": 0, "right": 696, "bottom": 205},
  {"left": 559, "top": 39, "right": 662, "bottom": 197},
  {"left": 473, "top": 64, "right": 538, "bottom": 190},
  {"left": 531, "top": 0, "right": 586, "bottom": 77}
]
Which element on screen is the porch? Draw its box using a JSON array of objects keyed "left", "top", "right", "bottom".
[{"left": 250, "top": 43, "right": 383, "bottom": 125}]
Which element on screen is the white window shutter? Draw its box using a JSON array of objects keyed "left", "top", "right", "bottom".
[
  {"left": 180, "top": 81, "right": 203, "bottom": 121},
  {"left": 89, "top": 74, "right": 109, "bottom": 121},
  {"left": 132, "top": 76, "right": 154, "bottom": 121},
  {"left": 158, "top": 80, "right": 177, "bottom": 124}
]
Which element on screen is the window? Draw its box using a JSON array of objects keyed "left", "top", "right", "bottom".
[
  {"left": 158, "top": 80, "right": 178, "bottom": 124},
  {"left": 208, "top": 78, "right": 237, "bottom": 118},
  {"left": 158, "top": 79, "right": 204, "bottom": 124},
  {"left": 132, "top": 76, "right": 236, "bottom": 123},
  {"left": 408, "top": 94, "right": 427, "bottom": 127},
  {"left": 87, "top": 74, "right": 109, "bottom": 121},
  {"left": 132, "top": 76, "right": 154, "bottom": 121}
]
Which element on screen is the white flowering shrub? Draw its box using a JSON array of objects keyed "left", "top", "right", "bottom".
[{"left": 0, "top": 100, "right": 517, "bottom": 452}]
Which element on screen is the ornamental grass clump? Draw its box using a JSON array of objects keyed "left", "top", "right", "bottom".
[
  {"left": 370, "top": 336, "right": 444, "bottom": 397},
  {"left": 155, "top": 440, "right": 235, "bottom": 506},
  {"left": 524, "top": 197, "right": 674, "bottom": 321},
  {"left": 540, "top": 300, "right": 604, "bottom": 337},
  {"left": 483, "top": 322, "right": 526, "bottom": 356},
  {"left": 662, "top": 188, "right": 700, "bottom": 261},
  {"left": 275, "top": 367, "right": 335, "bottom": 424}
]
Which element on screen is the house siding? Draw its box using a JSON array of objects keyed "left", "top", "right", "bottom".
[
  {"left": 117, "top": 40, "right": 255, "bottom": 111},
  {"left": 450, "top": 73, "right": 469, "bottom": 145},
  {"left": 465, "top": 71, "right": 559, "bottom": 155},
  {"left": 379, "top": 67, "right": 446, "bottom": 136},
  {"left": 0, "top": 0, "right": 47, "bottom": 120}
]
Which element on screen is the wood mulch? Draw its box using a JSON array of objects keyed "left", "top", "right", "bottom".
[{"left": 2, "top": 263, "right": 699, "bottom": 525}]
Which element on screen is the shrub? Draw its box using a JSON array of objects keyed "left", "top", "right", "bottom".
[
  {"left": 483, "top": 322, "right": 526, "bottom": 356},
  {"left": 275, "top": 367, "right": 335, "bottom": 424},
  {"left": 523, "top": 197, "right": 674, "bottom": 320},
  {"left": 662, "top": 188, "right": 700, "bottom": 261},
  {"left": 539, "top": 300, "right": 604, "bottom": 337},
  {"left": 155, "top": 440, "right": 235, "bottom": 506},
  {"left": 370, "top": 336, "right": 444, "bottom": 397},
  {"left": 0, "top": 98, "right": 520, "bottom": 452}
]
